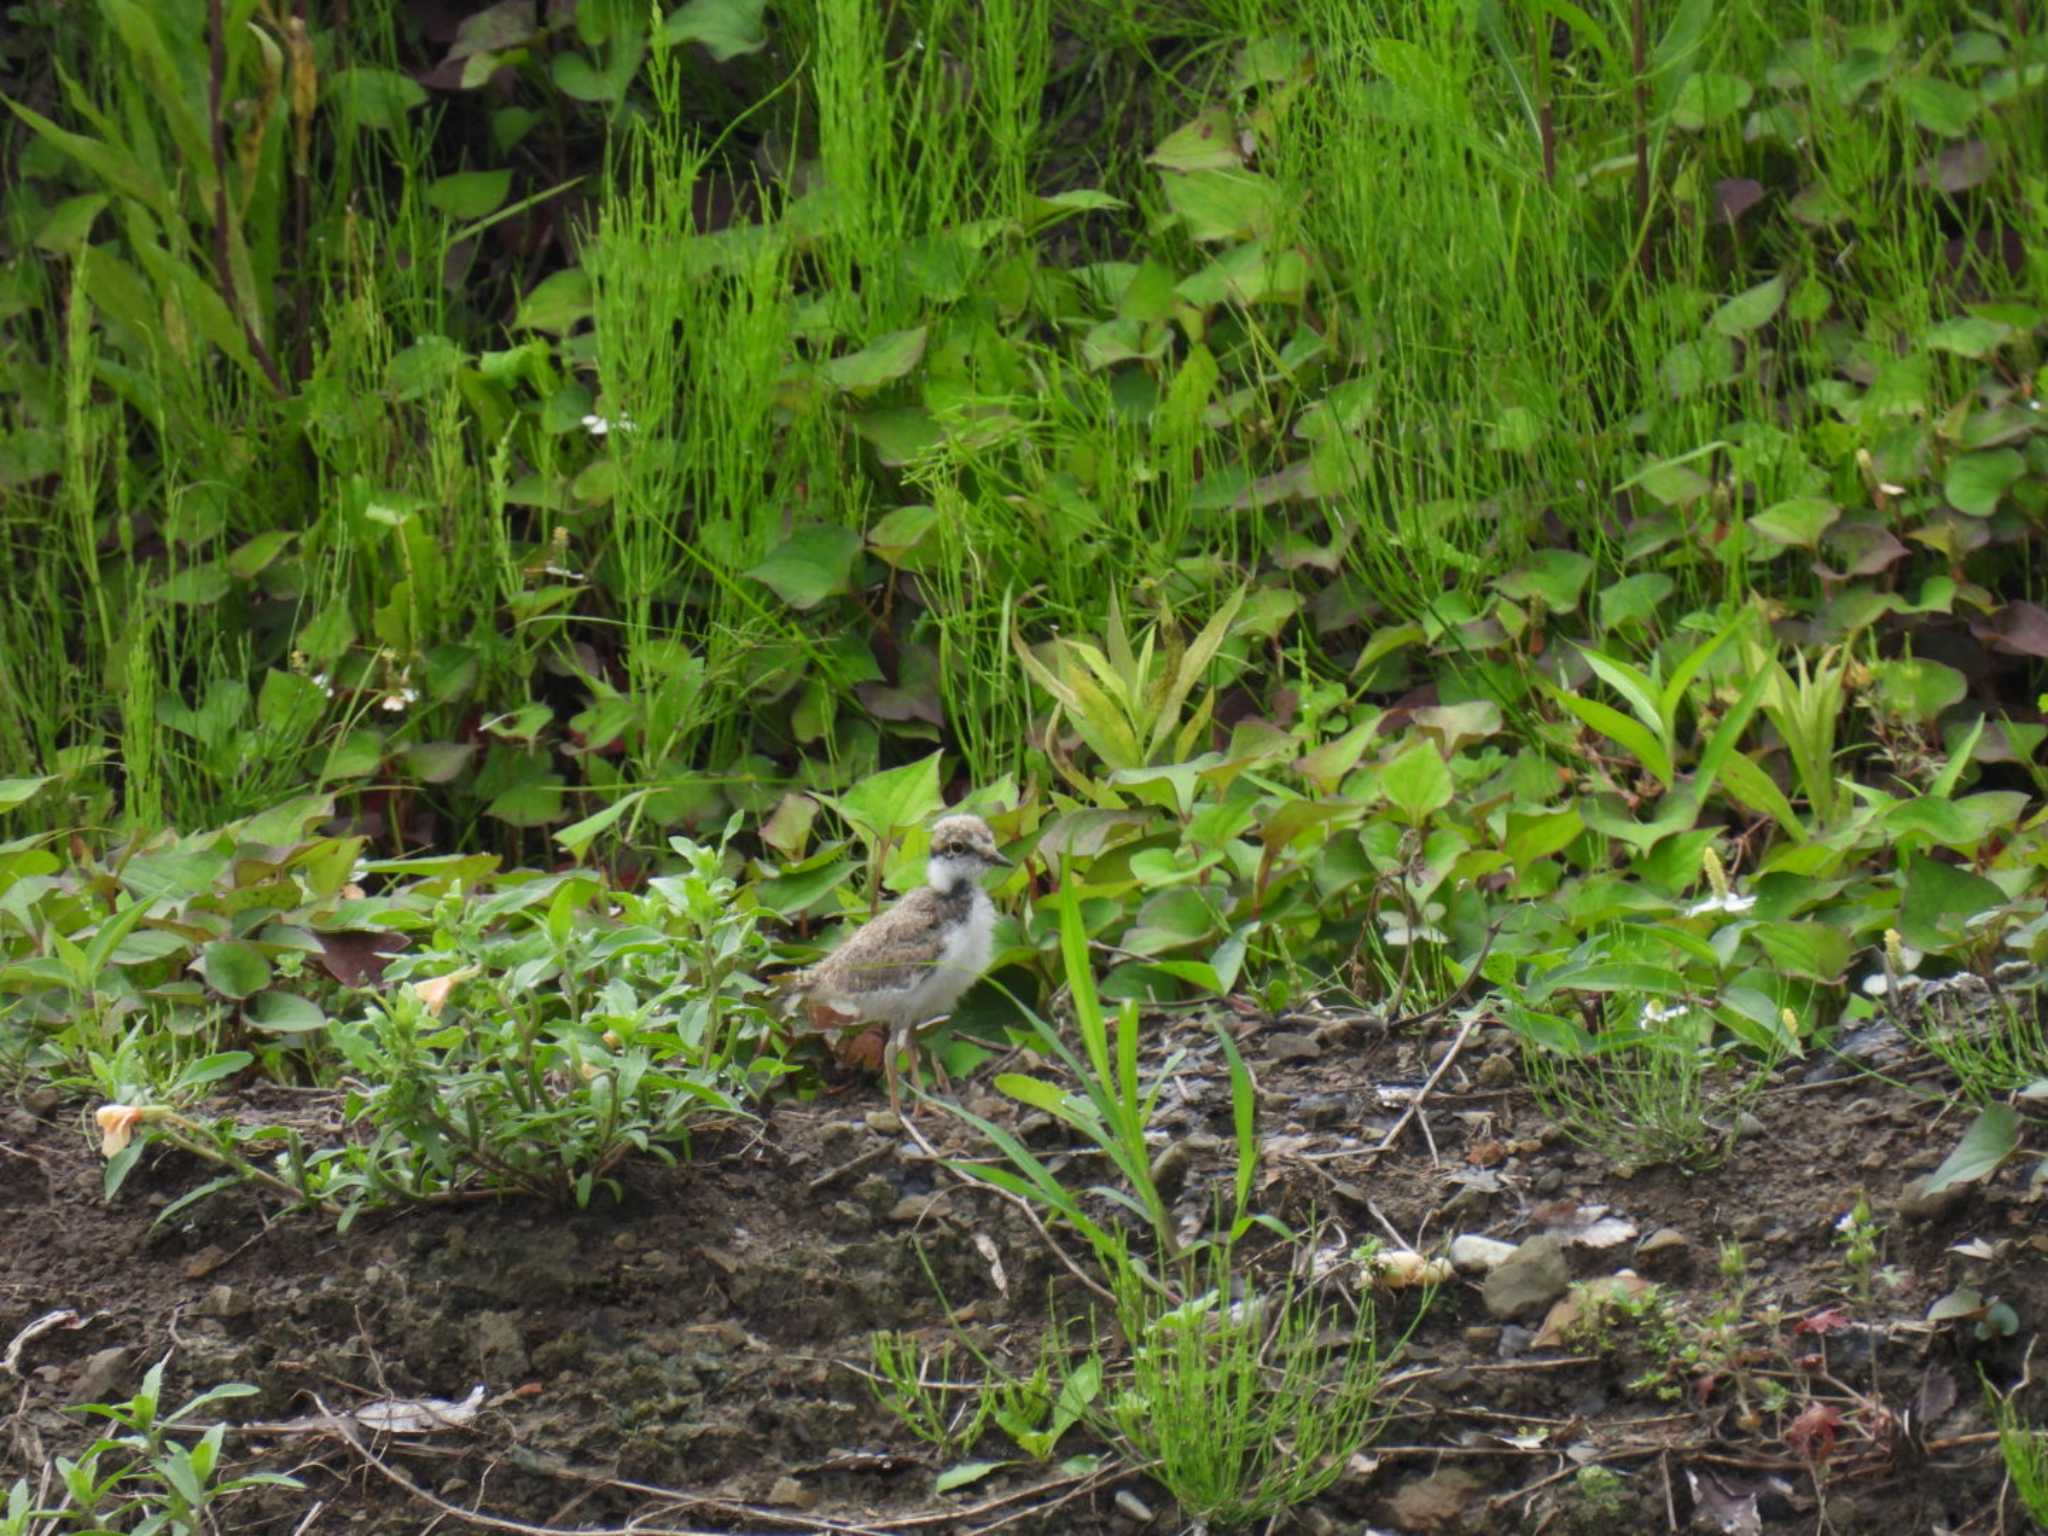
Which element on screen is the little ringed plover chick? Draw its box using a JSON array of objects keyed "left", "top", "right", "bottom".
[{"left": 794, "top": 813, "right": 1010, "bottom": 1118}]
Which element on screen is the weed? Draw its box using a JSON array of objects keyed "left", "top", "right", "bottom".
[
  {"left": 0, "top": 1357, "right": 299, "bottom": 1536},
  {"left": 1094, "top": 1250, "right": 1402, "bottom": 1531}
]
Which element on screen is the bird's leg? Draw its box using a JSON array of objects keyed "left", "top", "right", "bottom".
[{"left": 886, "top": 1025, "right": 908, "bottom": 1122}]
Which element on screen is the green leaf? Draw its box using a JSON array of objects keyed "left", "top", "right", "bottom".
[
  {"left": 745, "top": 524, "right": 863, "bottom": 609},
  {"left": 1897, "top": 853, "right": 2005, "bottom": 951},
  {"left": 1149, "top": 107, "right": 1242, "bottom": 171},
  {"left": 1747, "top": 922, "right": 1848, "bottom": 983},
  {"left": 1748, "top": 496, "right": 1838, "bottom": 548},
  {"left": 1159, "top": 168, "right": 1280, "bottom": 242},
  {"left": 1924, "top": 316, "right": 2013, "bottom": 359},
  {"left": 514, "top": 269, "right": 593, "bottom": 333},
  {"left": 1709, "top": 273, "right": 1786, "bottom": 337},
  {"left": 1892, "top": 76, "right": 1979, "bottom": 137},
  {"left": 934, "top": 1461, "right": 1007, "bottom": 1494},
  {"left": 326, "top": 67, "right": 428, "bottom": 131},
  {"left": 0, "top": 776, "right": 51, "bottom": 811},
  {"left": 424, "top": 169, "right": 512, "bottom": 219},
  {"left": 1867, "top": 658, "right": 1966, "bottom": 722},
  {"left": 821, "top": 327, "right": 928, "bottom": 392},
  {"left": 1495, "top": 549, "right": 1593, "bottom": 611},
  {"left": 197, "top": 939, "right": 271, "bottom": 1000},
  {"left": 1922, "top": 1104, "right": 2017, "bottom": 1195},
  {"left": 1526, "top": 961, "right": 1688, "bottom": 1003},
  {"left": 1380, "top": 741, "right": 1452, "bottom": 825},
  {"left": 154, "top": 562, "right": 232, "bottom": 605},
  {"left": 662, "top": 0, "right": 769, "bottom": 60},
  {"left": 248, "top": 991, "right": 328, "bottom": 1034},
  {"left": 1670, "top": 71, "right": 1753, "bottom": 129},
  {"left": 833, "top": 753, "right": 945, "bottom": 842},
  {"left": 554, "top": 789, "right": 651, "bottom": 861},
  {"left": 1946, "top": 449, "right": 2024, "bottom": 517},
  {"left": 487, "top": 775, "right": 567, "bottom": 827}
]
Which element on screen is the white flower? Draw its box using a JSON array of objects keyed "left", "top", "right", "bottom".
[
  {"left": 1641, "top": 1000, "right": 1692, "bottom": 1028},
  {"left": 580, "top": 412, "right": 636, "bottom": 437},
  {"left": 1684, "top": 893, "right": 1756, "bottom": 918}
]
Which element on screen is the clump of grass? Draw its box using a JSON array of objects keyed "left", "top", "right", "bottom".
[
  {"left": 1094, "top": 1248, "right": 1403, "bottom": 1531},
  {"left": 1521, "top": 1015, "right": 1779, "bottom": 1171}
]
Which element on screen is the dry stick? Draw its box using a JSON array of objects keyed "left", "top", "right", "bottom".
[
  {"left": 206, "top": 0, "right": 286, "bottom": 396},
  {"left": 1356, "top": 1008, "right": 1483, "bottom": 1164}
]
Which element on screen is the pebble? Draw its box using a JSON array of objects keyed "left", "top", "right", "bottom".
[
  {"left": 864, "top": 1110, "right": 904, "bottom": 1136},
  {"left": 889, "top": 1193, "right": 946, "bottom": 1223},
  {"left": 1449, "top": 1234, "right": 1518, "bottom": 1275},
  {"left": 1481, "top": 1234, "right": 1570, "bottom": 1320},
  {"left": 1113, "top": 1489, "right": 1154, "bottom": 1522},
  {"left": 767, "top": 1476, "right": 816, "bottom": 1510},
  {"left": 74, "top": 1346, "right": 129, "bottom": 1403},
  {"left": 1476, "top": 1053, "right": 1517, "bottom": 1088},
  {"left": 1896, "top": 1176, "right": 1969, "bottom": 1223}
]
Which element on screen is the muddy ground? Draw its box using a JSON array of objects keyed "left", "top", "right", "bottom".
[{"left": 2, "top": 1006, "right": 2040, "bottom": 1535}]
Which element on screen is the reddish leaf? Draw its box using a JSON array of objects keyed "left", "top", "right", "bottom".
[
  {"left": 1784, "top": 1402, "right": 1841, "bottom": 1464},
  {"left": 314, "top": 930, "right": 410, "bottom": 988},
  {"left": 1711, "top": 178, "right": 1765, "bottom": 225},
  {"left": 1794, "top": 1307, "right": 1853, "bottom": 1336},
  {"left": 1972, "top": 600, "right": 2048, "bottom": 658}
]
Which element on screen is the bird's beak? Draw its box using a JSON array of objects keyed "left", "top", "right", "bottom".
[{"left": 987, "top": 848, "right": 1013, "bottom": 868}]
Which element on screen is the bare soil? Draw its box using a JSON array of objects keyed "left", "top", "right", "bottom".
[{"left": 2, "top": 1010, "right": 2037, "bottom": 1535}]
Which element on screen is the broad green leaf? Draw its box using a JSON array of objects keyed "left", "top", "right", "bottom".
[
  {"left": 833, "top": 753, "right": 945, "bottom": 841},
  {"left": 248, "top": 992, "right": 327, "bottom": 1034},
  {"left": 1709, "top": 273, "right": 1786, "bottom": 337},
  {"left": 662, "top": 0, "right": 769, "bottom": 59},
  {"left": 1159, "top": 168, "right": 1280, "bottom": 242},
  {"left": 327, "top": 67, "right": 428, "bottom": 131},
  {"left": 1922, "top": 1104, "right": 2017, "bottom": 1195},
  {"left": 424, "top": 169, "right": 512, "bottom": 219},
  {"left": 1892, "top": 76, "right": 1979, "bottom": 137},
  {"left": 1946, "top": 449, "right": 2024, "bottom": 517},
  {"left": 1496, "top": 549, "right": 1592, "bottom": 611},
  {"left": 1897, "top": 853, "right": 2005, "bottom": 951},
  {"left": 1867, "top": 658, "right": 1965, "bottom": 722},
  {"left": 1380, "top": 741, "right": 1452, "bottom": 825},
  {"left": 1506, "top": 807, "right": 1584, "bottom": 868},
  {"left": 486, "top": 775, "right": 567, "bottom": 827},
  {"left": 1747, "top": 922, "right": 1848, "bottom": 983},
  {"left": 1670, "top": 71, "right": 1753, "bottom": 129},
  {"left": 0, "top": 776, "right": 51, "bottom": 811},
  {"left": 1924, "top": 316, "right": 2013, "bottom": 358},
  {"left": 1526, "top": 961, "right": 1688, "bottom": 1002},
  {"left": 1748, "top": 497, "right": 1838, "bottom": 547},
  {"left": 197, "top": 940, "right": 270, "bottom": 1000},
  {"left": 1149, "top": 108, "right": 1242, "bottom": 171},
  {"left": 821, "top": 327, "right": 928, "bottom": 392},
  {"left": 1599, "top": 574, "right": 1675, "bottom": 630},
  {"left": 744, "top": 525, "right": 863, "bottom": 609},
  {"left": 514, "top": 268, "right": 593, "bottom": 333}
]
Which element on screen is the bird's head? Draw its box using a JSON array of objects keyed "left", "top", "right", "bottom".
[{"left": 925, "top": 813, "right": 1011, "bottom": 892}]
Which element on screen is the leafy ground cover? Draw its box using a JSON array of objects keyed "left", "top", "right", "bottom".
[{"left": 4, "top": 0, "right": 2048, "bottom": 1531}]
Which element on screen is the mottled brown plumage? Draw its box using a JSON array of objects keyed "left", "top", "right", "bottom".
[{"left": 794, "top": 814, "right": 1010, "bottom": 1117}]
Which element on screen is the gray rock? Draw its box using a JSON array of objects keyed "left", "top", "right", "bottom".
[
  {"left": 1448, "top": 1234, "right": 1518, "bottom": 1275},
  {"left": 1896, "top": 1175, "right": 1969, "bottom": 1223},
  {"left": 1481, "top": 1234, "right": 1569, "bottom": 1320},
  {"left": 74, "top": 1346, "right": 130, "bottom": 1403}
]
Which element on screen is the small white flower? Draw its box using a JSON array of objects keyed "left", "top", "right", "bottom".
[
  {"left": 1641, "top": 1000, "right": 1692, "bottom": 1027},
  {"left": 542, "top": 563, "right": 584, "bottom": 580},
  {"left": 580, "top": 411, "right": 636, "bottom": 437},
  {"left": 310, "top": 672, "right": 335, "bottom": 697},
  {"left": 380, "top": 687, "right": 419, "bottom": 713},
  {"left": 1684, "top": 893, "right": 1756, "bottom": 918}
]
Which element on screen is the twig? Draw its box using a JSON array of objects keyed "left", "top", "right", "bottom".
[{"left": 1356, "top": 1008, "right": 1484, "bottom": 1163}]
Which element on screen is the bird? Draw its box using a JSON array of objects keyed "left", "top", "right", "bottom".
[{"left": 791, "top": 813, "right": 1011, "bottom": 1119}]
